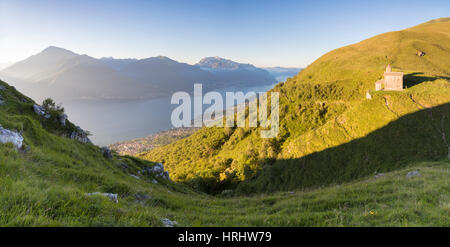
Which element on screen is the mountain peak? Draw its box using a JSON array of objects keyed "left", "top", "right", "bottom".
[
  {"left": 196, "top": 56, "right": 249, "bottom": 70},
  {"left": 41, "top": 46, "right": 78, "bottom": 56}
]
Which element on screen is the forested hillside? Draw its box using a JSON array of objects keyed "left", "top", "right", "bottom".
[{"left": 141, "top": 18, "right": 450, "bottom": 194}]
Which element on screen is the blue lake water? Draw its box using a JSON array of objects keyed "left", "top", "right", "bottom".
[{"left": 64, "top": 83, "right": 278, "bottom": 145}]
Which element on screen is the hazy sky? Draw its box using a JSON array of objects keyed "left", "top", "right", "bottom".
[{"left": 1, "top": 0, "right": 449, "bottom": 67}]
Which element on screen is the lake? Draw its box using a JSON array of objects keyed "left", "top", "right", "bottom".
[{"left": 63, "top": 83, "right": 278, "bottom": 146}]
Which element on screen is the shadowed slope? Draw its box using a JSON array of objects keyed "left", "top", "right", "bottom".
[{"left": 141, "top": 18, "right": 450, "bottom": 194}]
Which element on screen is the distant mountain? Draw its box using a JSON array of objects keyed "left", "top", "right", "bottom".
[
  {"left": 0, "top": 47, "right": 148, "bottom": 102},
  {"left": 196, "top": 56, "right": 255, "bottom": 70},
  {"left": 99, "top": 57, "right": 138, "bottom": 72},
  {"left": 1, "top": 46, "right": 78, "bottom": 82},
  {"left": 0, "top": 48, "right": 277, "bottom": 102},
  {"left": 118, "top": 56, "right": 218, "bottom": 93},
  {"left": 195, "top": 57, "right": 276, "bottom": 86}
]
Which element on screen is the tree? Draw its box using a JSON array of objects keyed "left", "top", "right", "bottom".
[{"left": 42, "top": 98, "right": 65, "bottom": 115}]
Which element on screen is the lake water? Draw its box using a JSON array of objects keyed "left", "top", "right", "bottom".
[{"left": 64, "top": 83, "right": 278, "bottom": 145}]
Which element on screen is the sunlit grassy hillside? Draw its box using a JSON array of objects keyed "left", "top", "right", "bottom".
[
  {"left": 0, "top": 18, "right": 448, "bottom": 227},
  {"left": 141, "top": 18, "right": 450, "bottom": 194}
]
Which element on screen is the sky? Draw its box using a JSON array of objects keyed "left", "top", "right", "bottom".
[{"left": 0, "top": 0, "right": 449, "bottom": 67}]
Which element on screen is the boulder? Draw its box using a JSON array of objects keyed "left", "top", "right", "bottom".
[
  {"left": 0, "top": 85, "right": 5, "bottom": 90},
  {"left": 406, "top": 170, "right": 421, "bottom": 178},
  {"left": 130, "top": 174, "right": 140, "bottom": 180},
  {"left": 161, "top": 218, "right": 177, "bottom": 227},
  {"left": 86, "top": 192, "right": 118, "bottom": 203},
  {"left": 33, "top": 104, "right": 50, "bottom": 119},
  {"left": 0, "top": 125, "right": 23, "bottom": 149},
  {"left": 101, "top": 146, "right": 112, "bottom": 159},
  {"left": 141, "top": 163, "right": 170, "bottom": 180},
  {"left": 59, "top": 114, "right": 68, "bottom": 126},
  {"left": 374, "top": 173, "right": 384, "bottom": 178},
  {"left": 70, "top": 126, "right": 92, "bottom": 144}
]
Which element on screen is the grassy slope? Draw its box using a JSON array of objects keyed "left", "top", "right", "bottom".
[
  {"left": 0, "top": 84, "right": 448, "bottom": 226},
  {"left": 0, "top": 18, "right": 449, "bottom": 226},
  {"left": 141, "top": 19, "right": 450, "bottom": 193},
  {"left": 2, "top": 80, "right": 447, "bottom": 226}
]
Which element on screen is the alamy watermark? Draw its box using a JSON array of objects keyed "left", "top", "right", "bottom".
[{"left": 171, "top": 84, "right": 279, "bottom": 138}]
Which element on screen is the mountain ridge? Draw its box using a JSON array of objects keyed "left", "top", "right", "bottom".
[
  {"left": 0, "top": 18, "right": 449, "bottom": 226},
  {"left": 0, "top": 47, "right": 278, "bottom": 102}
]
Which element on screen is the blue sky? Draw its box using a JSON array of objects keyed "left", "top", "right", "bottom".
[{"left": 0, "top": 0, "right": 449, "bottom": 67}]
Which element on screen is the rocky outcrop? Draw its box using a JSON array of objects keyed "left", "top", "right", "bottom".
[
  {"left": 161, "top": 218, "right": 177, "bottom": 227},
  {"left": 70, "top": 126, "right": 92, "bottom": 144},
  {"left": 33, "top": 104, "right": 50, "bottom": 119},
  {"left": 59, "top": 114, "right": 68, "bottom": 126},
  {"left": 139, "top": 163, "right": 170, "bottom": 180},
  {"left": 406, "top": 170, "right": 421, "bottom": 178},
  {"left": 86, "top": 192, "right": 118, "bottom": 203},
  {"left": 0, "top": 125, "right": 23, "bottom": 149}
]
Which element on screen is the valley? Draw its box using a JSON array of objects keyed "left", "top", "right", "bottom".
[{"left": 0, "top": 17, "right": 448, "bottom": 227}]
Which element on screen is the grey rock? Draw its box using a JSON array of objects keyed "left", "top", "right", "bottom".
[
  {"left": 33, "top": 104, "right": 50, "bottom": 119},
  {"left": 86, "top": 192, "right": 118, "bottom": 203},
  {"left": 152, "top": 179, "right": 158, "bottom": 184},
  {"left": 374, "top": 173, "right": 384, "bottom": 178},
  {"left": 406, "top": 170, "right": 421, "bottom": 178},
  {"left": 70, "top": 126, "right": 92, "bottom": 144},
  {"left": 59, "top": 114, "right": 68, "bottom": 126},
  {"left": 141, "top": 163, "right": 170, "bottom": 180},
  {"left": 162, "top": 171, "right": 170, "bottom": 180},
  {"left": 130, "top": 174, "right": 140, "bottom": 180},
  {"left": 0, "top": 125, "right": 23, "bottom": 149},
  {"left": 101, "top": 146, "right": 112, "bottom": 159},
  {"left": 161, "top": 218, "right": 177, "bottom": 227},
  {"left": 0, "top": 85, "right": 5, "bottom": 90},
  {"left": 150, "top": 163, "right": 164, "bottom": 173}
]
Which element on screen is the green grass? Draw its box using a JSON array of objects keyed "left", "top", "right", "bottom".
[
  {"left": 140, "top": 18, "right": 450, "bottom": 194},
  {"left": 0, "top": 18, "right": 449, "bottom": 226}
]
